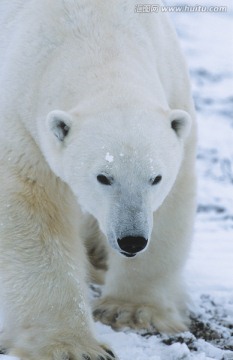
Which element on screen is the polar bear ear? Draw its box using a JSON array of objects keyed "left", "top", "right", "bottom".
[
  {"left": 46, "top": 110, "right": 72, "bottom": 142},
  {"left": 169, "top": 109, "right": 192, "bottom": 140}
]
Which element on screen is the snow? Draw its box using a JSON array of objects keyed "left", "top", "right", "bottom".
[
  {"left": 105, "top": 152, "right": 114, "bottom": 163},
  {"left": 1, "top": 0, "right": 233, "bottom": 359}
]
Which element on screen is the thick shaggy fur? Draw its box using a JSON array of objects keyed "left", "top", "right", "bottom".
[{"left": 0, "top": 1, "right": 197, "bottom": 359}]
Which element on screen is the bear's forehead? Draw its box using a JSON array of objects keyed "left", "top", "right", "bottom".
[
  {"left": 100, "top": 139, "right": 166, "bottom": 163},
  {"left": 100, "top": 147, "right": 164, "bottom": 176}
]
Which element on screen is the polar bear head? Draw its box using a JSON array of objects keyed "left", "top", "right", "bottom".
[{"left": 40, "top": 107, "right": 191, "bottom": 257}]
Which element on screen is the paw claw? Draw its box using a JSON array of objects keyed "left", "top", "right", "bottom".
[
  {"left": 105, "top": 349, "right": 115, "bottom": 358},
  {"left": 82, "top": 347, "right": 116, "bottom": 360},
  {"left": 82, "top": 355, "right": 91, "bottom": 360},
  {"left": 93, "top": 309, "right": 103, "bottom": 318}
]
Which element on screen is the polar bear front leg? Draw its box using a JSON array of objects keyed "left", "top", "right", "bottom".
[
  {"left": 0, "top": 243, "right": 115, "bottom": 360},
  {"left": 93, "top": 251, "right": 189, "bottom": 334},
  {"left": 0, "top": 189, "right": 116, "bottom": 360}
]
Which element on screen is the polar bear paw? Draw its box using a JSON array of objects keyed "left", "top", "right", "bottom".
[
  {"left": 93, "top": 297, "right": 188, "bottom": 334},
  {"left": 9, "top": 343, "right": 116, "bottom": 360}
]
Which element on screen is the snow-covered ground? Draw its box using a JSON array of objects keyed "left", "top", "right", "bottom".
[{"left": 1, "top": 0, "right": 233, "bottom": 359}]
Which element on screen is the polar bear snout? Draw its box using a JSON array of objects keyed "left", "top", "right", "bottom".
[{"left": 117, "top": 236, "right": 148, "bottom": 257}]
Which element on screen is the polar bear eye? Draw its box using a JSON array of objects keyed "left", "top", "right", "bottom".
[
  {"left": 151, "top": 175, "right": 162, "bottom": 185},
  {"left": 97, "top": 174, "right": 112, "bottom": 185}
]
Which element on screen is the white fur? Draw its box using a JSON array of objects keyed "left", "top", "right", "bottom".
[{"left": 0, "top": 0, "right": 197, "bottom": 358}]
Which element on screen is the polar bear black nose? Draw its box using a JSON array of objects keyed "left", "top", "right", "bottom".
[{"left": 117, "top": 236, "right": 148, "bottom": 256}]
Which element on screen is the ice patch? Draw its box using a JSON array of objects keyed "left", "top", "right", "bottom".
[{"left": 105, "top": 152, "right": 114, "bottom": 163}]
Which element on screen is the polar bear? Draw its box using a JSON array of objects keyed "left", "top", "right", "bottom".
[{"left": 0, "top": 0, "right": 197, "bottom": 359}]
